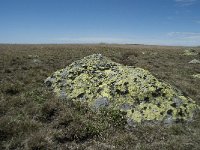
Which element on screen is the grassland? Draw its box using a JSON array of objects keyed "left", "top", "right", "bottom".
[{"left": 0, "top": 44, "right": 200, "bottom": 150}]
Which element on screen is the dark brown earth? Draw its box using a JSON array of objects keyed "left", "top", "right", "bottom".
[{"left": 0, "top": 44, "right": 200, "bottom": 150}]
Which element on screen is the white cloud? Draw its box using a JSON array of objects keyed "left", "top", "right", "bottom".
[
  {"left": 175, "top": 0, "right": 197, "bottom": 6},
  {"left": 168, "top": 32, "right": 200, "bottom": 45}
]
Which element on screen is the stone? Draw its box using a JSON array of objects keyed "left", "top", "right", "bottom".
[
  {"left": 183, "top": 49, "right": 199, "bottom": 56},
  {"left": 193, "top": 74, "right": 200, "bottom": 79},
  {"left": 33, "top": 59, "right": 42, "bottom": 64},
  {"left": 93, "top": 97, "right": 109, "bottom": 110},
  {"left": 189, "top": 59, "right": 200, "bottom": 64},
  {"left": 45, "top": 54, "right": 199, "bottom": 125}
]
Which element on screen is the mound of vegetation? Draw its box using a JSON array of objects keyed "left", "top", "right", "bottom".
[{"left": 45, "top": 54, "right": 199, "bottom": 125}]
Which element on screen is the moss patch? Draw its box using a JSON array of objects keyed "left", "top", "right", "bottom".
[{"left": 45, "top": 54, "right": 199, "bottom": 125}]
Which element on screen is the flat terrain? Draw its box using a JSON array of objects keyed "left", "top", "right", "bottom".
[{"left": 0, "top": 44, "right": 200, "bottom": 150}]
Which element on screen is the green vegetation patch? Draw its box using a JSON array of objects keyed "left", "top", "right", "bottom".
[{"left": 45, "top": 54, "right": 199, "bottom": 125}]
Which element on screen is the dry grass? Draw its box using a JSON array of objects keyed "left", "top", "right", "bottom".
[{"left": 0, "top": 44, "right": 200, "bottom": 150}]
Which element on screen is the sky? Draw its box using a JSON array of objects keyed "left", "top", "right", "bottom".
[{"left": 0, "top": 0, "right": 200, "bottom": 46}]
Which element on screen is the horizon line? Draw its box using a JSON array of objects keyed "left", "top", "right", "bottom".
[{"left": 0, "top": 42, "right": 197, "bottom": 47}]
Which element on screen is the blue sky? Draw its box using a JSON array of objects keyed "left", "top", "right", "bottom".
[{"left": 0, "top": 0, "right": 200, "bottom": 46}]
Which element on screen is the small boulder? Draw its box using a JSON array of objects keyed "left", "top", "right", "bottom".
[
  {"left": 93, "top": 97, "right": 109, "bottom": 110},
  {"left": 193, "top": 74, "right": 200, "bottom": 79},
  {"left": 45, "top": 54, "right": 199, "bottom": 125},
  {"left": 183, "top": 49, "right": 199, "bottom": 56},
  {"left": 189, "top": 59, "right": 200, "bottom": 64}
]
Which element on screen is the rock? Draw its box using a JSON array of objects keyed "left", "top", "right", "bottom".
[
  {"left": 33, "top": 59, "right": 42, "bottom": 64},
  {"left": 189, "top": 59, "right": 200, "bottom": 64},
  {"left": 127, "top": 118, "right": 136, "bottom": 127},
  {"left": 163, "top": 115, "right": 174, "bottom": 124},
  {"left": 119, "top": 103, "right": 131, "bottom": 111},
  {"left": 28, "top": 55, "right": 39, "bottom": 58},
  {"left": 93, "top": 97, "right": 109, "bottom": 110},
  {"left": 183, "top": 49, "right": 199, "bottom": 56},
  {"left": 193, "top": 74, "right": 200, "bottom": 79},
  {"left": 45, "top": 77, "right": 55, "bottom": 87},
  {"left": 172, "top": 97, "right": 183, "bottom": 108},
  {"left": 45, "top": 54, "right": 199, "bottom": 125}
]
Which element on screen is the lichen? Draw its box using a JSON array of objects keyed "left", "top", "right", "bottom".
[{"left": 45, "top": 54, "right": 199, "bottom": 125}]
